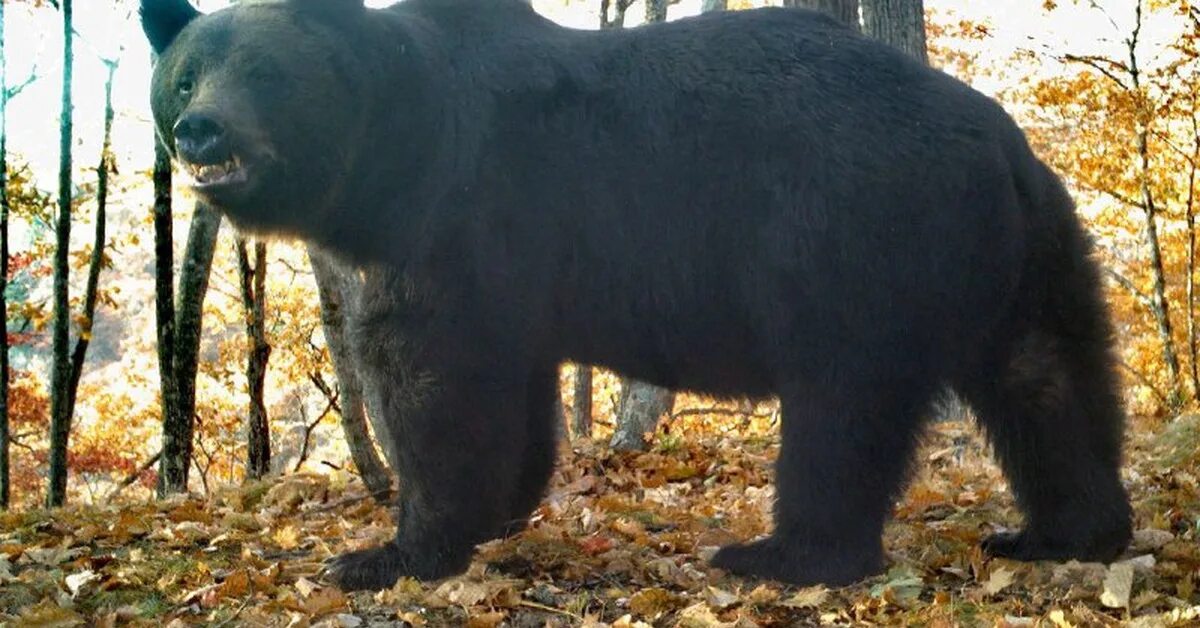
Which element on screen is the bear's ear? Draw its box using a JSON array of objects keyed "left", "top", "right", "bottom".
[{"left": 141, "top": 0, "right": 201, "bottom": 55}]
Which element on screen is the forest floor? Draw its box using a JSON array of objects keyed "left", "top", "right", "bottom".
[{"left": 1, "top": 417, "right": 1198, "bottom": 627}]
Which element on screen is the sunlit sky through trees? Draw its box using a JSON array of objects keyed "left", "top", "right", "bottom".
[{"left": 3, "top": 0, "right": 1180, "bottom": 187}]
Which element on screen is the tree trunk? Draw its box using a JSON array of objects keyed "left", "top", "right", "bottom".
[
  {"left": 46, "top": 0, "right": 73, "bottom": 509},
  {"left": 570, "top": 365, "right": 592, "bottom": 440},
  {"left": 783, "top": 0, "right": 860, "bottom": 31},
  {"left": 309, "top": 247, "right": 393, "bottom": 497},
  {"left": 645, "top": 0, "right": 668, "bottom": 23},
  {"left": 861, "top": 0, "right": 927, "bottom": 63},
  {"left": 158, "top": 203, "right": 221, "bottom": 496},
  {"left": 610, "top": 382, "right": 674, "bottom": 451},
  {"left": 606, "top": 0, "right": 681, "bottom": 453},
  {"left": 151, "top": 132, "right": 181, "bottom": 498},
  {"left": 1126, "top": 2, "right": 1183, "bottom": 409},
  {"left": 0, "top": 0, "right": 9, "bottom": 510},
  {"left": 1186, "top": 109, "right": 1199, "bottom": 398},
  {"left": 65, "top": 58, "right": 115, "bottom": 424},
  {"left": 599, "top": 0, "right": 632, "bottom": 29},
  {"left": 237, "top": 239, "right": 271, "bottom": 480}
]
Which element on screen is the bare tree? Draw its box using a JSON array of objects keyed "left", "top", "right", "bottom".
[
  {"left": 157, "top": 202, "right": 221, "bottom": 496},
  {"left": 309, "top": 247, "right": 393, "bottom": 498},
  {"left": 46, "top": 0, "right": 74, "bottom": 508},
  {"left": 64, "top": 58, "right": 116, "bottom": 425},
  {"left": 0, "top": 0, "right": 9, "bottom": 510},
  {"left": 237, "top": 239, "right": 271, "bottom": 480},
  {"left": 570, "top": 366, "right": 593, "bottom": 439},
  {"left": 609, "top": 0, "right": 718, "bottom": 452},
  {"left": 861, "top": 0, "right": 927, "bottom": 63},
  {"left": 783, "top": 0, "right": 860, "bottom": 31}
]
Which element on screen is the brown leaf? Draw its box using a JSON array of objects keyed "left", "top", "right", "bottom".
[
  {"left": 1099, "top": 562, "right": 1134, "bottom": 609},
  {"left": 982, "top": 566, "right": 1016, "bottom": 596},
  {"left": 304, "top": 586, "right": 350, "bottom": 616},
  {"left": 781, "top": 585, "right": 828, "bottom": 609},
  {"left": 466, "top": 611, "right": 506, "bottom": 628},
  {"left": 629, "top": 587, "right": 681, "bottom": 618}
]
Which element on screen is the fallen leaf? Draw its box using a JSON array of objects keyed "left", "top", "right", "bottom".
[
  {"left": 983, "top": 566, "right": 1016, "bottom": 596},
  {"left": 629, "top": 587, "right": 680, "bottom": 618},
  {"left": 64, "top": 569, "right": 100, "bottom": 597},
  {"left": 1130, "top": 528, "right": 1174, "bottom": 553},
  {"left": 675, "top": 602, "right": 732, "bottom": 628},
  {"left": 466, "top": 611, "right": 506, "bottom": 628},
  {"left": 703, "top": 585, "right": 739, "bottom": 610},
  {"left": 304, "top": 586, "right": 350, "bottom": 616},
  {"left": 1100, "top": 562, "right": 1134, "bottom": 608},
  {"left": 781, "top": 585, "right": 828, "bottom": 609}
]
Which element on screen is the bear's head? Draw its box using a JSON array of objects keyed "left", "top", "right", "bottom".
[{"left": 141, "top": 0, "right": 383, "bottom": 240}]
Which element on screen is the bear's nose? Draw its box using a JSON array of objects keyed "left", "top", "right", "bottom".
[{"left": 174, "top": 113, "right": 228, "bottom": 164}]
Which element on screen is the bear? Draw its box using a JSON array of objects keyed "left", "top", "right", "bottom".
[{"left": 141, "top": 0, "right": 1133, "bottom": 591}]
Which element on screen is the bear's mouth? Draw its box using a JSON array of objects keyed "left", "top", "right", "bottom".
[{"left": 181, "top": 155, "right": 249, "bottom": 192}]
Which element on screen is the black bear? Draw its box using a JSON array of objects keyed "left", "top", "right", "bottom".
[{"left": 141, "top": 0, "right": 1133, "bottom": 591}]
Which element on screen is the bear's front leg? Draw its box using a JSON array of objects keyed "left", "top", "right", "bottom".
[{"left": 325, "top": 270, "right": 534, "bottom": 591}]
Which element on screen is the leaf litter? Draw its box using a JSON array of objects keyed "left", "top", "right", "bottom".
[{"left": 0, "top": 420, "right": 1197, "bottom": 626}]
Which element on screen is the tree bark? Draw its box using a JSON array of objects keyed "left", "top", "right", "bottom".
[
  {"left": 783, "top": 0, "right": 860, "bottom": 31},
  {"left": 158, "top": 203, "right": 221, "bottom": 496},
  {"left": 237, "top": 239, "right": 271, "bottom": 480},
  {"left": 1127, "top": 0, "right": 1183, "bottom": 409},
  {"left": 610, "top": 382, "right": 674, "bottom": 451},
  {"left": 309, "top": 247, "right": 393, "bottom": 497},
  {"left": 0, "top": 0, "right": 9, "bottom": 510},
  {"left": 607, "top": 0, "right": 681, "bottom": 453},
  {"left": 570, "top": 365, "right": 592, "bottom": 440},
  {"left": 599, "top": 0, "right": 633, "bottom": 29},
  {"left": 151, "top": 131, "right": 180, "bottom": 498},
  {"left": 65, "top": 58, "right": 115, "bottom": 425},
  {"left": 861, "top": 0, "right": 927, "bottom": 63},
  {"left": 1186, "top": 107, "right": 1199, "bottom": 398},
  {"left": 46, "top": 0, "right": 73, "bottom": 508},
  {"left": 645, "top": 0, "right": 668, "bottom": 23}
]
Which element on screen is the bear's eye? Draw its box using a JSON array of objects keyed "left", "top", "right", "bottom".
[{"left": 177, "top": 78, "right": 195, "bottom": 97}]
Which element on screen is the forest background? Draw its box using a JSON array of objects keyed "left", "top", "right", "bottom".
[{"left": 0, "top": 0, "right": 1198, "bottom": 624}]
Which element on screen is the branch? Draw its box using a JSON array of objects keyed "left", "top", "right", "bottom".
[
  {"left": 1097, "top": 188, "right": 1149, "bottom": 210},
  {"left": 1104, "top": 266, "right": 1154, "bottom": 309},
  {"left": 104, "top": 450, "right": 162, "bottom": 503},
  {"left": 293, "top": 397, "right": 336, "bottom": 473},
  {"left": 1060, "top": 53, "right": 1132, "bottom": 91},
  {"left": 670, "top": 406, "right": 776, "bottom": 421},
  {"left": 1118, "top": 360, "right": 1169, "bottom": 407},
  {"left": 4, "top": 70, "right": 38, "bottom": 101}
]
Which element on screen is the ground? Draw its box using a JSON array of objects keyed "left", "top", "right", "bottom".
[{"left": 1, "top": 417, "right": 1198, "bottom": 627}]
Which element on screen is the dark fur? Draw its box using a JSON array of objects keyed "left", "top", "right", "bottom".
[{"left": 142, "top": 0, "right": 1132, "bottom": 590}]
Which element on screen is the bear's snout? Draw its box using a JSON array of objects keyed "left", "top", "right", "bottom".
[{"left": 174, "top": 111, "right": 228, "bottom": 165}]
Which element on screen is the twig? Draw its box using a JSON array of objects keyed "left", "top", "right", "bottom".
[
  {"left": 1119, "top": 360, "right": 1169, "bottom": 407},
  {"left": 104, "top": 450, "right": 162, "bottom": 503},
  {"left": 518, "top": 600, "right": 583, "bottom": 620},
  {"left": 213, "top": 581, "right": 254, "bottom": 628},
  {"left": 305, "top": 487, "right": 395, "bottom": 514}
]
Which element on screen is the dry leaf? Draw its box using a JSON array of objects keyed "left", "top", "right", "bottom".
[
  {"left": 983, "top": 566, "right": 1016, "bottom": 596},
  {"left": 781, "top": 585, "right": 828, "bottom": 609},
  {"left": 1099, "top": 562, "right": 1134, "bottom": 609},
  {"left": 703, "top": 586, "right": 739, "bottom": 610},
  {"left": 64, "top": 570, "right": 99, "bottom": 597},
  {"left": 629, "top": 587, "right": 680, "bottom": 617}
]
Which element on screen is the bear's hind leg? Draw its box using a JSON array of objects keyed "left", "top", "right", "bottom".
[
  {"left": 711, "top": 374, "right": 934, "bottom": 586},
  {"left": 959, "top": 326, "right": 1132, "bottom": 563}
]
